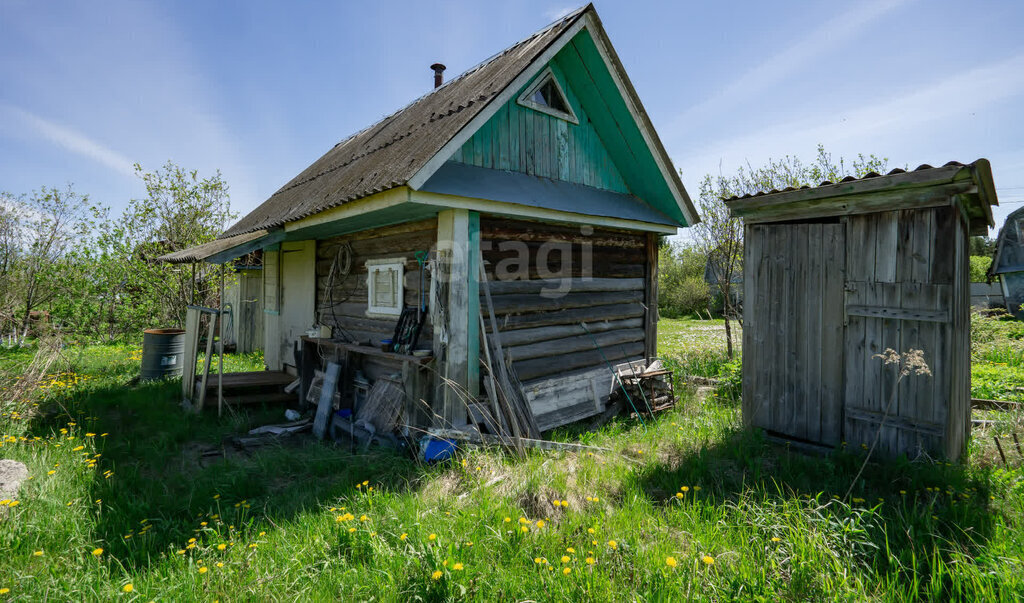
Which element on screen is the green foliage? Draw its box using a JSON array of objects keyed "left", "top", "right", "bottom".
[
  {"left": 969, "top": 256, "right": 993, "bottom": 282},
  {"left": 657, "top": 244, "right": 709, "bottom": 318},
  {"left": 1, "top": 334, "right": 1022, "bottom": 600},
  {"left": 2, "top": 162, "right": 235, "bottom": 343},
  {"left": 969, "top": 236, "right": 997, "bottom": 257}
]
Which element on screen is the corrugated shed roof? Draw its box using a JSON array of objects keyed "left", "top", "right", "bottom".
[
  {"left": 158, "top": 230, "right": 270, "bottom": 264},
  {"left": 222, "top": 7, "right": 588, "bottom": 238},
  {"left": 724, "top": 161, "right": 986, "bottom": 201},
  {"left": 722, "top": 159, "right": 998, "bottom": 236}
]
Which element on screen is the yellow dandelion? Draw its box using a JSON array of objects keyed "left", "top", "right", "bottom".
[
  {"left": 91, "top": 547, "right": 103, "bottom": 557},
  {"left": 47, "top": 470, "right": 56, "bottom": 475},
  {"left": 431, "top": 570, "right": 443, "bottom": 581},
  {"left": 188, "top": 538, "right": 197, "bottom": 543},
  {"left": 453, "top": 563, "right": 464, "bottom": 571},
  {"left": 32, "top": 550, "right": 43, "bottom": 557},
  {"left": 607, "top": 540, "right": 617, "bottom": 549},
  {"left": 535, "top": 520, "right": 545, "bottom": 528},
  {"left": 428, "top": 533, "right": 437, "bottom": 541},
  {"left": 198, "top": 566, "right": 208, "bottom": 574},
  {"left": 587, "top": 528, "right": 595, "bottom": 534},
  {"left": 666, "top": 556, "right": 678, "bottom": 568},
  {"left": 200, "top": 521, "right": 208, "bottom": 527},
  {"left": 400, "top": 533, "right": 408, "bottom": 541},
  {"left": 680, "top": 486, "right": 689, "bottom": 492},
  {"left": 503, "top": 517, "right": 511, "bottom": 523},
  {"left": 359, "top": 515, "right": 368, "bottom": 522},
  {"left": 347, "top": 527, "right": 356, "bottom": 533},
  {"left": 177, "top": 549, "right": 186, "bottom": 555},
  {"left": 520, "top": 526, "right": 529, "bottom": 533},
  {"left": 702, "top": 555, "right": 715, "bottom": 566},
  {"left": 562, "top": 567, "right": 572, "bottom": 575},
  {"left": 586, "top": 557, "right": 595, "bottom": 565},
  {"left": 771, "top": 537, "right": 781, "bottom": 543},
  {"left": 675, "top": 492, "right": 684, "bottom": 499},
  {"left": 566, "top": 547, "right": 575, "bottom": 553},
  {"left": 216, "top": 562, "right": 224, "bottom": 568},
  {"left": 0, "top": 588, "right": 8, "bottom": 595},
  {"left": 217, "top": 544, "right": 226, "bottom": 551},
  {"left": 122, "top": 584, "right": 133, "bottom": 593},
  {"left": 561, "top": 555, "right": 571, "bottom": 563}
]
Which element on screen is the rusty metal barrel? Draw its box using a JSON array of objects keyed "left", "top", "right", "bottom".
[{"left": 140, "top": 328, "right": 185, "bottom": 381}]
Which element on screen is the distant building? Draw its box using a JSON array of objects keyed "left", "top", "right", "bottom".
[{"left": 990, "top": 206, "right": 1024, "bottom": 318}]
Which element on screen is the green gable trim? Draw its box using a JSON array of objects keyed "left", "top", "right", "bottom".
[
  {"left": 449, "top": 59, "right": 630, "bottom": 195},
  {"left": 447, "top": 27, "right": 688, "bottom": 226},
  {"left": 554, "top": 29, "right": 686, "bottom": 225}
]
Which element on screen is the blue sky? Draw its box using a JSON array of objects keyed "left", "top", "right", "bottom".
[{"left": 2, "top": 0, "right": 1023, "bottom": 235}]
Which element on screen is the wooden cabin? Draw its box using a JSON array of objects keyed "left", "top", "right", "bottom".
[
  {"left": 725, "top": 161, "right": 998, "bottom": 461},
  {"left": 161, "top": 5, "right": 697, "bottom": 434},
  {"left": 990, "top": 205, "right": 1024, "bottom": 318}
]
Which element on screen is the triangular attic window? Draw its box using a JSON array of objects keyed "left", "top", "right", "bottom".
[{"left": 517, "top": 67, "right": 579, "bottom": 124}]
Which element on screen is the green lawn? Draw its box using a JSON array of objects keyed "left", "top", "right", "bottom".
[{"left": 0, "top": 322, "right": 1022, "bottom": 601}]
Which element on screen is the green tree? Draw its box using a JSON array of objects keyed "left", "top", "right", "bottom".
[{"left": 690, "top": 145, "right": 890, "bottom": 358}]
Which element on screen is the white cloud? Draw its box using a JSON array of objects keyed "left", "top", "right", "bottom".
[
  {"left": 1, "top": 104, "right": 136, "bottom": 178},
  {"left": 675, "top": 51, "right": 1024, "bottom": 183},
  {"left": 669, "top": 0, "right": 910, "bottom": 137}
]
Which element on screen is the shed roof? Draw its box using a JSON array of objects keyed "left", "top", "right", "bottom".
[
  {"left": 222, "top": 7, "right": 588, "bottom": 238},
  {"left": 158, "top": 229, "right": 281, "bottom": 265},
  {"left": 723, "top": 159, "right": 998, "bottom": 235}
]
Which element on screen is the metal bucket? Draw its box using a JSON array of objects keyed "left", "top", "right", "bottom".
[{"left": 140, "top": 328, "right": 185, "bottom": 381}]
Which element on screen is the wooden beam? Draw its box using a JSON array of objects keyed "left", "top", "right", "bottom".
[
  {"left": 644, "top": 232, "right": 658, "bottom": 361},
  {"left": 845, "top": 305, "right": 949, "bottom": 323},
  {"left": 428, "top": 428, "right": 609, "bottom": 454}
]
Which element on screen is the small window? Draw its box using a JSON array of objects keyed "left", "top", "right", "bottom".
[
  {"left": 366, "top": 259, "right": 404, "bottom": 316},
  {"left": 517, "top": 67, "right": 578, "bottom": 124}
]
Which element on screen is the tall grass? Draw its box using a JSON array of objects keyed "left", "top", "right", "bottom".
[{"left": 1, "top": 328, "right": 1023, "bottom": 600}]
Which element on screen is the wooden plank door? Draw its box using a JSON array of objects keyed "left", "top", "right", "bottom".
[
  {"left": 842, "top": 209, "right": 958, "bottom": 458},
  {"left": 743, "top": 221, "right": 845, "bottom": 445}
]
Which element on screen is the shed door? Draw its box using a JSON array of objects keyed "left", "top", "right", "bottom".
[
  {"left": 842, "top": 209, "right": 958, "bottom": 457},
  {"left": 743, "top": 222, "right": 846, "bottom": 445}
]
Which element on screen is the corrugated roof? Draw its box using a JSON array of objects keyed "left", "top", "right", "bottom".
[
  {"left": 222, "top": 7, "right": 588, "bottom": 238},
  {"left": 722, "top": 159, "right": 998, "bottom": 236},
  {"left": 158, "top": 230, "right": 271, "bottom": 264},
  {"left": 724, "top": 161, "right": 984, "bottom": 201}
]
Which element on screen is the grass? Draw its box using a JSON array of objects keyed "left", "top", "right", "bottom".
[{"left": 0, "top": 324, "right": 1022, "bottom": 601}]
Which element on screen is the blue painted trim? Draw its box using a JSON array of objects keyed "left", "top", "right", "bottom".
[{"left": 422, "top": 162, "right": 680, "bottom": 227}]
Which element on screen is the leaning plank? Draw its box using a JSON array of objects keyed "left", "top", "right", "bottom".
[
  {"left": 428, "top": 428, "right": 610, "bottom": 454},
  {"left": 313, "top": 362, "right": 342, "bottom": 440},
  {"left": 194, "top": 315, "right": 216, "bottom": 413}
]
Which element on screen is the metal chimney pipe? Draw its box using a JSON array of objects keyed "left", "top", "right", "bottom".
[{"left": 430, "top": 63, "right": 446, "bottom": 89}]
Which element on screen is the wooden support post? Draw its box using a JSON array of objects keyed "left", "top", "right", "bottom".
[{"left": 435, "top": 209, "right": 475, "bottom": 428}]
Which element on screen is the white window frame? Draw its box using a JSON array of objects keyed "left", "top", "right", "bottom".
[
  {"left": 516, "top": 67, "right": 579, "bottom": 124},
  {"left": 365, "top": 258, "right": 405, "bottom": 317}
]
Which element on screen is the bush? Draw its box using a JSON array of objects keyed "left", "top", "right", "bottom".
[
  {"left": 969, "top": 255, "right": 992, "bottom": 282},
  {"left": 658, "top": 244, "right": 710, "bottom": 318}
]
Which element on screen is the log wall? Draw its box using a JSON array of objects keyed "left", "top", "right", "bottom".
[
  {"left": 316, "top": 219, "right": 436, "bottom": 380},
  {"left": 480, "top": 216, "right": 652, "bottom": 431}
]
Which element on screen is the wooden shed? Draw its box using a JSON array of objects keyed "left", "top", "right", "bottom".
[
  {"left": 725, "top": 161, "right": 998, "bottom": 461},
  {"left": 161, "top": 5, "right": 697, "bottom": 435},
  {"left": 990, "top": 205, "right": 1024, "bottom": 318}
]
